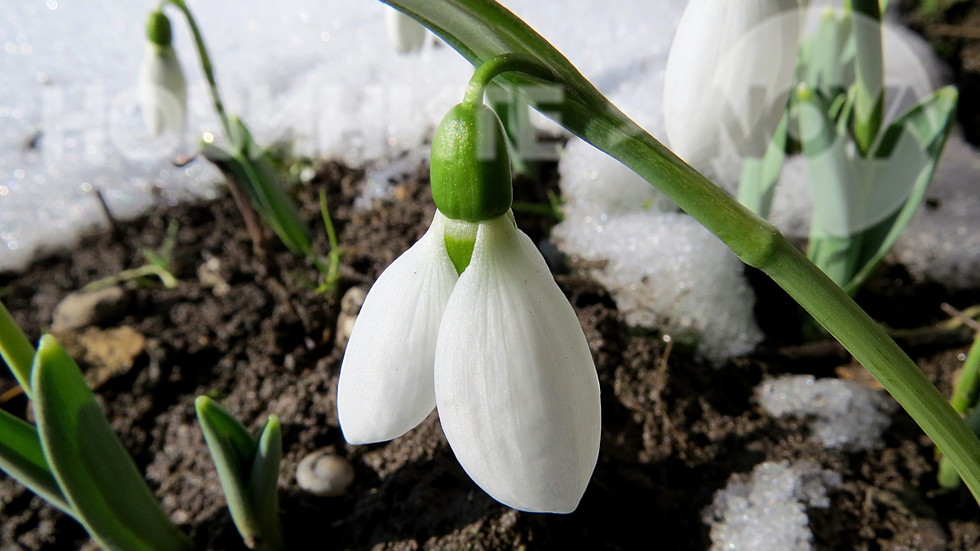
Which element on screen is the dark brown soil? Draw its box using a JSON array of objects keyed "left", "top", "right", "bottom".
[
  {"left": 1, "top": 155, "right": 979, "bottom": 550},
  {"left": 900, "top": 0, "right": 980, "bottom": 146}
]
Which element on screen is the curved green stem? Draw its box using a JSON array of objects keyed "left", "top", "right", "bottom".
[
  {"left": 163, "top": 0, "right": 232, "bottom": 137},
  {"left": 463, "top": 53, "right": 557, "bottom": 106},
  {"left": 381, "top": 0, "right": 980, "bottom": 504}
]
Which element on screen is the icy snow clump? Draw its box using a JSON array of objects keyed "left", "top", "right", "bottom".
[
  {"left": 552, "top": 56, "right": 763, "bottom": 364},
  {"left": 704, "top": 461, "right": 842, "bottom": 551},
  {"left": 758, "top": 375, "right": 897, "bottom": 451}
]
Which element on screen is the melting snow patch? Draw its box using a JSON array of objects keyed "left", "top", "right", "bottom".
[
  {"left": 704, "top": 461, "right": 842, "bottom": 551},
  {"left": 758, "top": 375, "right": 896, "bottom": 451}
]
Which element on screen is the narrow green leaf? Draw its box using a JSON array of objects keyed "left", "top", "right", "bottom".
[
  {"left": 795, "top": 86, "right": 864, "bottom": 287},
  {"left": 246, "top": 416, "right": 283, "bottom": 551},
  {"left": 951, "top": 331, "right": 980, "bottom": 415},
  {"left": 849, "top": 0, "right": 884, "bottom": 155},
  {"left": 0, "top": 300, "right": 36, "bottom": 398},
  {"left": 799, "top": 7, "right": 854, "bottom": 98},
  {"left": 842, "top": 86, "right": 957, "bottom": 293},
  {"left": 737, "top": 112, "right": 789, "bottom": 218},
  {"left": 201, "top": 130, "right": 313, "bottom": 258},
  {"left": 195, "top": 396, "right": 256, "bottom": 466},
  {"left": 230, "top": 118, "right": 312, "bottom": 257},
  {"left": 32, "top": 335, "right": 193, "bottom": 551},
  {"left": 0, "top": 407, "right": 71, "bottom": 514},
  {"left": 196, "top": 396, "right": 266, "bottom": 549}
]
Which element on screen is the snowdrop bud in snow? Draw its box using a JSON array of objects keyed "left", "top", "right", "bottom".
[
  {"left": 664, "top": 0, "right": 806, "bottom": 168},
  {"left": 385, "top": 7, "right": 427, "bottom": 54},
  {"left": 139, "top": 11, "right": 187, "bottom": 136},
  {"left": 434, "top": 213, "right": 601, "bottom": 513},
  {"left": 337, "top": 211, "right": 458, "bottom": 444}
]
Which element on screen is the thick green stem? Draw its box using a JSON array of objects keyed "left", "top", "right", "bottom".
[
  {"left": 164, "top": 0, "right": 232, "bottom": 137},
  {"left": 760, "top": 241, "right": 980, "bottom": 498},
  {"left": 380, "top": 0, "right": 980, "bottom": 503},
  {"left": 588, "top": 110, "right": 980, "bottom": 501}
]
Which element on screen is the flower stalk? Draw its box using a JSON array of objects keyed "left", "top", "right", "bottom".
[
  {"left": 380, "top": 0, "right": 980, "bottom": 505},
  {"left": 160, "top": 0, "right": 231, "bottom": 137}
]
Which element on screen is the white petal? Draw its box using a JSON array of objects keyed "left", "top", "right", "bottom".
[
  {"left": 664, "top": 0, "right": 805, "bottom": 166},
  {"left": 338, "top": 211, "right": 458, "bottom": 444},
  {"left": 138, "top": 45, "right": 187, "bottom": 136},
  {"left": 434, "top": 213, "right": 600, "bottom": 513},
  {"left": 385, "top": 8, "right": 427, "bottom": 54}
]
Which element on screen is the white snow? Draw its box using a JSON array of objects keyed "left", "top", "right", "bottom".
[
  {"left": 2, "top": 0, "right": 980, "bottom": 363},
  {"left": 758, "top": 375, "right": 897, "bottom": 451},
  {"left": 704, "top": 461, "right": 842, "bottom": 551},
  {"left": 552, "top": 58, "right": 763, "bottom": 364}
]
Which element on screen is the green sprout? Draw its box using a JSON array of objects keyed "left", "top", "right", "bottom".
[
  {"left": 314, "top": 189, "right": 343, "bottom": 295},
  {"left": 0, "top": 300, "right": 284, "bottom": 550},
  {"left": 84, "top": 220, "right": 180, "bottom": 291},
  {"left": 0, "top": 301, "right": 193, "bottom": 551},
  {"left": 196, "top": 397, "right": 283, "bottom": 551},
  {"left": 148, "top": 0, "right": 336, "bottom": 284},
  {"left": 938, "top": 312, "right": 980, "bottom": 488},
  {"left": 738, "top": 2, "right": 957, "bottom": 295}
]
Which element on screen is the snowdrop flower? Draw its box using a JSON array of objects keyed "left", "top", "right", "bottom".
[
  {"left": 385, "top": 7, "right": 427, "bottom": 54},
  {"left": 337, "top": 102, "right": 601, "bottom": 513},
  {"left": 336, "top": 210, "right": 457, "bottom": 443},
  {"left": 664, "top": 0, "right": 807, "bottom": 168},
  {"left": 138, "top": 10, "right": 187, "bottom": 136}
]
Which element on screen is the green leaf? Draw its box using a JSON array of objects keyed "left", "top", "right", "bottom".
[
  {"left": 795, "top": 86, "right": 865, "bottom": 287},
  {"left": 196, "top": 397, "right": 282, "bottom": 551},
  {"left": 798, "top": 7, "right": 854, "bottom": 99},
  {"left": 737, "top": 112, "right": 789, "bottom": 218},
  {"left": 842, "top": 86, "right": 957, "bottom": 293},
  {"left": 230, "top": 118, "right": 313, "bottom": 257},
  {"left": 0, "top": 407, "right": 71, "bottom": 514},
  {"left": 200, "top": 127, "right": 313, "bottom": 259},
  {"left": 32, "top": 335, "right": 193, "bottom": 551},
  {"left": 0, "top": 300, "right": 36, "bottom": 398},
  {"left": 247, "top": 416, "right": 283, "bottom": 551}
]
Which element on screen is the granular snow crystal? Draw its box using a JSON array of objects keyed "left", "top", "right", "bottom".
[
  {"left": 758, "top": 375, "right": 897, "bottom": 451},
  {"left": 704, "top": 461, "right": 842, "bottom": 551}
]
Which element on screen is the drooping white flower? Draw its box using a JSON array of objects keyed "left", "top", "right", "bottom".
[
  {"left": 385, "top": 7, "right": 427, "bottom": 54},
  {"left": 138, "top": 11, "right": 187, "bottom": 136},
  {"left": 336, "top": 210, "right": 600, "bottom": 512},
  {"left": 434, "top": 213, "right": 601, "bottom": 513},
  {"left": 664, "top": 0, "right": 807, "bottom": 168},
  {"left": 337, "top": 98, "right": 600, "bottom": 513},
  {"left": 337, "top": 211, "right": 458, "bottom": 444}
]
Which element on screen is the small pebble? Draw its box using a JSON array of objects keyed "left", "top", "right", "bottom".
[
  {"left": 335, "top": 286, "right": 367, "bottom": 349},
  {"left": 51, "top": 285, "right": 129, "bottom": 333},
  {"left": 296, "top": 451, "right": 355, "bottom": 497},
  {"left": 197, "top": 256, "right": 231, "bottom": 297}
]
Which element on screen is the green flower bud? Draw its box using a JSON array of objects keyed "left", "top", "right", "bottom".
[
  {"left": 430, "top": 102, "right": 512, "bottom": 223},
  {"left": 146, "top": 10, "right": 173, "bottom": 48}
]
